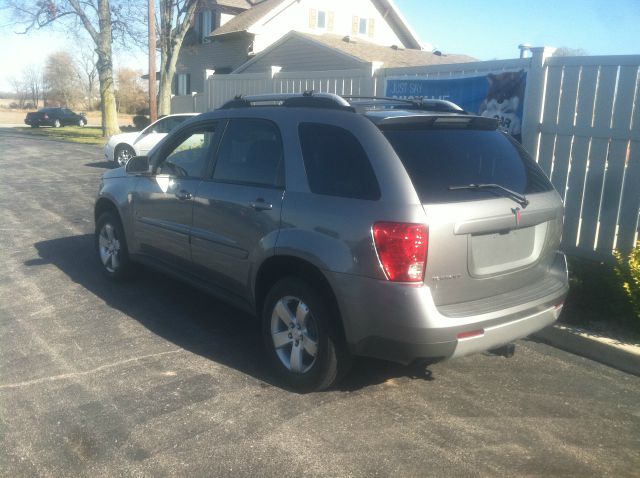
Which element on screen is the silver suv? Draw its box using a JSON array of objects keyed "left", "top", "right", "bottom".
[{"left": 95, "top": 93, "right": 568, "bottom": 391}]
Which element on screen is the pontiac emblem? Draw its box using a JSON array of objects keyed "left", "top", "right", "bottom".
[{"left": 512, "top": 207, "right": 522, "bottom": 227}]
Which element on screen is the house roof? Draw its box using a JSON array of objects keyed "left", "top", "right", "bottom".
[
  {"left": 238, "top": 31, "right": 474, "bottom": 70},
  {"left": 211, "top": 0, "right": 291, "bottom": 37},
  {"left": 302, "top": 33, "right": 474, "bottom": 67},
  {"left": 210, "top": 0, "right": 424, "bottom": 50},
  {"left": 370, "top": 0, "right": 424, "bottom": 50}
]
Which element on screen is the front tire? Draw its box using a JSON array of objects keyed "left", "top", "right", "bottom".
[
  {"left": 262, "top": 278, "right": 350, "bottom": 392},
  {"left": 95, "top": 211, "right": 132, "bottom": 280},
  {"left": 53, "top": 119, "right": 61, "bottom": 128},
  {"left": 115, "top": 144, "right": 135, "bottom": 167},
  {"left": 78, "top": 118, "right": 86, "bottom": 127}
]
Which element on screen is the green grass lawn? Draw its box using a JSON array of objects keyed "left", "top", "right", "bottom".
[{"left": 15, "top": 126, "right": 106, "bottom": 146}]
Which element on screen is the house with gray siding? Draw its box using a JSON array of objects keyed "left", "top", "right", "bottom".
[{"left": 176, "top": 0, "right": 461, "bottom": 95}]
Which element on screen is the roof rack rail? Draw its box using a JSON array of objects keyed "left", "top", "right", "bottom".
[
  {"left": 220, "top": 91, "right": 354, "bottom": 111},
  {"left": 343, "top": 96, "right": 467, "bottom": 113}
]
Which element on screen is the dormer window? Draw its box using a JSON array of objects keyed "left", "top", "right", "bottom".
[
  {"left": 317, "top": 10, "right": 326, "bottom": 29},
  {"left": 352, "top": 16, "right": 374, "bottom": 37},
  {"left": 309, "top": 9, "right": 333, "bottom": 31}
]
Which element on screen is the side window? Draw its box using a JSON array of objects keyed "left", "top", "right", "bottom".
[
  {"left": 212, "top": 119, "right": 284, "bottom": 188},
  {"left": 152, "top": 117, "right": 170, "bottom": 134},
  {"left": 298, "top": 123, "right": 380, "bottom": 200},
  {"left": 158, "top": 125, "right": 217, "bottom": 178}
]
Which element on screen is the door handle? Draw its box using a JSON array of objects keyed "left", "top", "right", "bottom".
[
  {"left": 175, "top": 189, "right": 192, "bottom": 201},
  {"left": 250, "top": 199, "right": 273, "bottom": 211}
]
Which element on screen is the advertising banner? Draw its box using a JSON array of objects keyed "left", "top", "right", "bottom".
[{"left": 385, "top": 70, "right": 527, "bottom": 141}]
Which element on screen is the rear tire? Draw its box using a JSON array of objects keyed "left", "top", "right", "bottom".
[
  {"left": 53, "top": 119, "right": 61, "bottom": 128},
  {"left": 95, "top": 211, "right": 132, "bottom": 280},
  {"left": 78, "top": 118, "right": 86, "bottom": 127},
  {"left": 262, "top": 278, "right": 351, "bottom": 392}
]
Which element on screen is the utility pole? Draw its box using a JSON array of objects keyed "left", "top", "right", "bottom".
[{"left": 148, "top": 0, "right": 157, "bottom": 122}]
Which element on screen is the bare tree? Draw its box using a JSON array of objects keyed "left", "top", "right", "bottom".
[
  {"left": 4, "top": 0, "right": 146, "bottom": 136},
  {"left": 553, "top": 47, "right": 588, "bottom": 57},
  {"left": 116, "top": 67, "right": 149, "bottom": 114},
  {"left": 75, "top": 48, "right": 99, "bottom": 110},
  {"left": 157, "top": 0, "right": 199, "bottom": 115},
  {"left": 44, "top": 51, "right": 81, "bottom": 107},
  {"left": 8, "top": 76, "right": 28, "bottom": 108},
  {"left": 22, "top": 65, "right": 43, "bottom": 108}
]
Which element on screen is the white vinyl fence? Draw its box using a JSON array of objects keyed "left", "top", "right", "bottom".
[{"left": 172, "top": 51, "right": 640, "bottom": 260}]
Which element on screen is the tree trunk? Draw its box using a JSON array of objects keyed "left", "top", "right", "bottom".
[
  {"left": 96, "top": 0, "right": 120, "bottom": 136},
  {"left": 157, "top": 0, "right": 199, "bottom": 116},
  {"left": 158, "top": 50, "right": 180, "bottom": 116}
]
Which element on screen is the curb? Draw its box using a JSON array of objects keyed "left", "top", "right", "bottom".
[{"left": 532, "top": 325, "right": 640, "bottom": 377}]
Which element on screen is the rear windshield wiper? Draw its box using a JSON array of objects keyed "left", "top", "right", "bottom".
[{"left": 448, "top": 183, "right": 529, "bottom": 208}]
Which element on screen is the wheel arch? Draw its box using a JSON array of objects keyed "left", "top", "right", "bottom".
[
  {"left": 254, "top": 255, "right": 348, "bottom": 343},
  {"left": 94, "top": 196, "right": 121, "bottom": 225}
]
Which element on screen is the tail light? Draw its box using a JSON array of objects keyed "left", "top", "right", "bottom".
[
  {"left": 43, "top": 114, "right": 49, "bottom": 119},
  {"left": 372, "top": 222, "right": 428, "bottom": 282}
]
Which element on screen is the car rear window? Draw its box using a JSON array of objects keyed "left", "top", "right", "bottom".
[
  {"left": 381, "top": 128, "right": 553, "bottom": 203},
  {"left": 299, "top": 123, "right": 380, "bottom": 200}
]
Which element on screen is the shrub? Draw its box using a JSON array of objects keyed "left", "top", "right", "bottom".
[
  {"left": 132, "top": 115, "right": 150, "bottom": 130},
  {"left": 614, "top": 241, "right": 640, "bottom": 321}
]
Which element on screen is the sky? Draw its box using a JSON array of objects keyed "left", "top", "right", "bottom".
[{"left": 0, "top": 0, "right": 639, "bottom": 92}]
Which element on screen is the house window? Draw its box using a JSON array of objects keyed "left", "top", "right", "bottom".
[
  {"left": 309, "top": 9, "right": 333, "bottom": 30},
  {"left": 352, "top": 16, "right": 374, "bottom": 37},
  {"left": 359, "top": 17, "right": 367, "bottom": 34},
  {"left": 175, "top": 73, "right": 191, "bottom": 96},
  {"left": 198, "top": 10, "right": 217, "bottom": 42}
]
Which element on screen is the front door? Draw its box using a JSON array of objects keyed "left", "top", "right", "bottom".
[
  {"left": 191, "top": 118, "right": 285, "bottom": 300},
  {"left": 132, "top": 122, "right": 219, "bottom": 271}
]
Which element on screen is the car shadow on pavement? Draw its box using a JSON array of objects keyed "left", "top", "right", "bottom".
[
  {"left": 26, "top": 234, "right": 437, "bottom": 392},
  {"left": 84, "top": 161, "right": 116, "bottom": 169}
]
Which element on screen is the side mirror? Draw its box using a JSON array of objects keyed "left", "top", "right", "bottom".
[{"left": 125, "top": 155, "right": 150, "bottom": 174}]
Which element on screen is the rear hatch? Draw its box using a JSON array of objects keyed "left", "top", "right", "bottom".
[{"left": 378, "top": 114, "right": 564, "bottom": 312}]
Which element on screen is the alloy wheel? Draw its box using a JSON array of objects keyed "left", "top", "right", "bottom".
[
  {"left": 270, "top": 296, "right": 319, "bottom": 374},
  {"left": 98, "top": 222, "right": 121, "bottom": 273}
]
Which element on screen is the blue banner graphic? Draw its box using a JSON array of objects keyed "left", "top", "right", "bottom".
[{"left": 385, "top": 70, "right": 527, "bottom": 140}]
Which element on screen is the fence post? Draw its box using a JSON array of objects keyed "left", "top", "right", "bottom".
[
  {"left": 521, "top": 47, "right": 556, "bottom": 158},
  {"left": 204, "top": 69, "right": 215, "bottom": 111},
  {"left": 368, "top": 62, "right": 383, "bottom": 96}
]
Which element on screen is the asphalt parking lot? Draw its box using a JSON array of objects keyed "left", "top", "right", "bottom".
[{"left": 1, "top": 128, "right": 639, "bottom": 477}]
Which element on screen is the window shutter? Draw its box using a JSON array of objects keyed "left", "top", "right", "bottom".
[
  {"left": 186, "top": 74, "right": 191, "bottom": 95},
  {"left": 352, "top": 16, "right": 359, "bottom": 34},
  {"left": 368, "top": 18, "right": 375, "bottom": 37},
  {"left": 309, "top": 8, "right": 317, "bottom": 28},
  {"left": 327, "top": 11, "right": 334, "bottom": 31}
]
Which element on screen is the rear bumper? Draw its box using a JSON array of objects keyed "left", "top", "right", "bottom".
[{"left": 327, "top": 252, "right": 569, "bottom": 364}]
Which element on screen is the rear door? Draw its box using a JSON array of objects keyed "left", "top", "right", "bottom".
[
  {"left": 381, "top": 121, "right": 564, "bottom": 308},
  {"left": 191, "top": 118, "right": 285, "bottom": 300}
]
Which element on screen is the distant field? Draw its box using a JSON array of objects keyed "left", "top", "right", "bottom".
[{"left": 0, "top": 107, "right": 135, "bottom": 128}]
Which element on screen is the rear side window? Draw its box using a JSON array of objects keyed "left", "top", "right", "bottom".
[
  {"left": 299, "top": 123, "right": 380, "bottom": 200},
  {"left": 381, "top": 128, "right": 553, "bottom": 203},
  {"left": 213, "top": 119, "right": 284, "bottom": 188}
]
